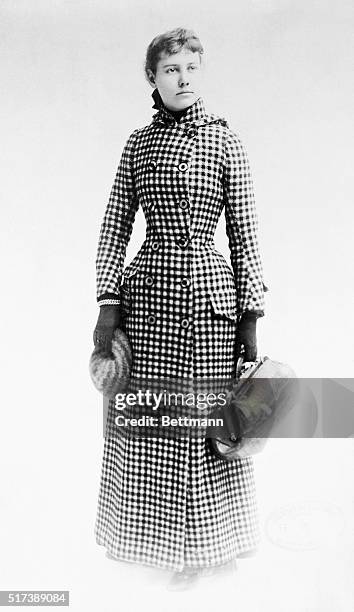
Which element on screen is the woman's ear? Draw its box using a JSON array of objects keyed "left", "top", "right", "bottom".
[{"left": 146, "top": 69, "right": 156, "bottom": 86}]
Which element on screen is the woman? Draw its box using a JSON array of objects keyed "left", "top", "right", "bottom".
[{"left": 93, "top": 27, "right": 267, "bottom": 586}]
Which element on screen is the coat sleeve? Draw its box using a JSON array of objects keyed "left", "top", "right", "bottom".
[
  {"left": 223, "top": 129, "right": 268, "bottom": 319},
  {"left": 95, "top": 129, "right": 140, "bottom": 306}
]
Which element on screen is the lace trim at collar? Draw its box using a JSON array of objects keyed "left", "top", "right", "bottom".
[{"left": 151, "top": 89, "right": 228, "bottom": 128}]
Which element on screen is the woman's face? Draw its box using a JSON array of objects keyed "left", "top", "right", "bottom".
[{"left": 150, "top": 47, "right": 204, "bottom": 111}]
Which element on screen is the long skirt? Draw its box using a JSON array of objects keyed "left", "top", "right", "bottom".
[{"left": 94, "top": 273, "right": 261, "bottom": 571}]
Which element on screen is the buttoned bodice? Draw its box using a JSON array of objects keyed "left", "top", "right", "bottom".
[{"left": 96, "top": 95, "right": 266, "bottom": 320}]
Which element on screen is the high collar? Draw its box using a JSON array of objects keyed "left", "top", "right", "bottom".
[{"left": 151, "top": 88, "right": 221, "bottom": 128}]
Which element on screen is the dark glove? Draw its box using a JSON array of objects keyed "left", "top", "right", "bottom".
[
  {"left": 93, "top": 305, "right": 122, "bottom": 357},
  {"left": 235, "top": 312, "right": 258, "bottom": 363}
]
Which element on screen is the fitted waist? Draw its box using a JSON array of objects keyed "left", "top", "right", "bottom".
[
  {"left": 122, "top": 233, "right": 234, "bottom": 287},
  {"left": 144, "top": 234, "right": 215, "bottom": 251}
]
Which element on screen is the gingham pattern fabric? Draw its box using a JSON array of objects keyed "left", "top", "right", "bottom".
[
  {"left": 96, "top": 96, "right": 266, "bottom": 316},
  {"left": 94, "top": 96, "right": 265, "bottom": 570}
]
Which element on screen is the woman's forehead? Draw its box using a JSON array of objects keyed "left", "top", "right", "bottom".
[{"left": 157, "top": 48, "right": 200, "bottom": 66}]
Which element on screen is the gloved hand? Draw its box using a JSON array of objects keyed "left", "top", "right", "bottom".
[
  {"left": 93, "top": 305, "right": 122, "bottom": 357},
  {"left": 235, "top": 312, "right": 258, "bottom": 363}
]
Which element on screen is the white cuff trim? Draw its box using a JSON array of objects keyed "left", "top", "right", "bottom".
[{"left": 98, "top": 299, "right": 121, "bottom": 306}]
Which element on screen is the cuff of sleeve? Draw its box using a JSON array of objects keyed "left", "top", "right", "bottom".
[
  {"left": 241, "top": 310, "right": 264, "bottom": 320},
  {"left": 97, "top": 291, "right": 121, "bottom": 307},
  {"left": 98, "top": 299, "right": 121, "bottom": 307}
]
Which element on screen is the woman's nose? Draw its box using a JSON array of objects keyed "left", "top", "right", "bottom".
[{"left": 178, "top": 72, "right": 190, "bottom": 87}]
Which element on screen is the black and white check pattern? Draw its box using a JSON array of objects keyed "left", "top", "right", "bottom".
[{"left": 94, "top": 96, "right": 264, "bottom": 570}]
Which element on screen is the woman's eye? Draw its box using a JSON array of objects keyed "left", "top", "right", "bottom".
[{"left": 165, "top": 66, "right": 198, "bottom": 73}]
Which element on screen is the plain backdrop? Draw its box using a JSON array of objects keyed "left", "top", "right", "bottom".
[{"left": 0, "top": 1, "right": 353, "bottom": 611}]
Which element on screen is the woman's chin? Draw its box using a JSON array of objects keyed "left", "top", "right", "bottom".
[{"left": 169, "top": 95, "right": 197, "bottom": 111}]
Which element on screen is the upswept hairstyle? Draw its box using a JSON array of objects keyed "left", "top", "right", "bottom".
[{"left": 144, "top": 27, "right": 204, "bottom": 84}]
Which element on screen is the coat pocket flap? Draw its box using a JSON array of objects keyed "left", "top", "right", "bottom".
[
  {"left": 208, "top": 288, "right": 238, "bottom": 321},
  {"left": 122, "top": 246, "right": 147, "bottom": 280},
  {"left": 206, "top": 250, "right": 238, "bottom": 321}
]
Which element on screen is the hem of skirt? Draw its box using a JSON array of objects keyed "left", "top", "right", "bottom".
[
  {"left": 182, "top": 544, "right": 260, "bottom": 570},
  {"left": 96, "top": 533, "right": 260, "bottom": 572},
  {"left": 96, "top": 535, "right": 184, "bottom": 572}
]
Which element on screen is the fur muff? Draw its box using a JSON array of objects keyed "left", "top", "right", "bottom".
[{"left": 89, "top": 328, "right": 132, "bottom": 398}]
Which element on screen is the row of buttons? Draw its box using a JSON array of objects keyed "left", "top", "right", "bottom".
[
  {"left": 147, "top": 315, "right": 190, "bottom": 328},
  {"left": 148, "top": 160, "right": 189, "bottom": 172},
  {"left": 147, "top": 199, "right": 189, "bottom": 216},
  {"left": 150, "top": 237, "right": 190, "bottom": 250},
  {"left": 144, "top": 275, "right": 190, "bottom": 288}
]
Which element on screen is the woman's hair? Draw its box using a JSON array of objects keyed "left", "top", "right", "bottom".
[{"left": 144, "top": 27, "right": 204, "bottom": 83}]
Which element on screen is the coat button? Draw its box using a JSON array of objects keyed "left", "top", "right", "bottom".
[
  {"left": 176, "top": 237, "right": 189, "bottom": 249},
  {"left": 180, "top": 277, "right": 190, "bottom": 288},
  {"left": 181, "top": 318, "right": 190, "bottom": 329},
  {"left": 145, "top": 276, "right": 154, "bottom": 286},
  {"left": 179, "top": 199, "right": 189, "bottom": 210},
  {"left": 178, "top": 162, "right": 189, "bottom": 172},
  {"left": 147, "top": 314, "right": 156, "bottom": 324},
  {"left": 151, "top": 241, "right": 160, "bottom": 251},
  {"left": 148, "top": 159, "right": 157, "bottom": 170},
  {"left": 186, "top": 127, "right": 197, "bottom": 137}
]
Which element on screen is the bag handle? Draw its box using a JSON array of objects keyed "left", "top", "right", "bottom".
[
  {"left": 236, "top": 354, "right": 245, "bottom": 380},
  {"left": 235, "top": 353, "right": 267, "bottom": 390}
]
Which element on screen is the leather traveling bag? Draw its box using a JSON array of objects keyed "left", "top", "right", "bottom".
[{"left": 208, "top": 355, "right": 299, "bottom": 460}]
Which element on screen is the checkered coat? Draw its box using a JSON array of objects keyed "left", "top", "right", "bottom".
[{"left": 94, "top": 96, "right": 267, "bottom": 571}]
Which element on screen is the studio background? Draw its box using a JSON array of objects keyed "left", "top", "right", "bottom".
[{"left": 1, "top": 1, "right": 353, "bottom": 611}]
